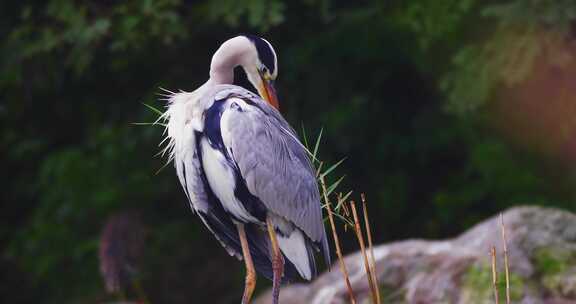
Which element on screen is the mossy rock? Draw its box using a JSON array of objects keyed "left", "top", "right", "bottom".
[
  {"left": 378, "top": 283, "right": 406, "bottom": 303},
  {"left": 534, "top": 248, "right": 575, "bottom": 276},
  {"left": 460, "top": 262, "right": 524, "bottom": 303},
  {"left": 535, "top": 247, "right": 576, "bottom": 298}
]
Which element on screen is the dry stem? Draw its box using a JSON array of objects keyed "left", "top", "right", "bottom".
[
  {"left": 361, "top": 194, "right": 380, "bottom": 304},
  {"left": 500, "top": 213, "right": 510, "bottom": 304},
  {"left": 490, "top": 246, "right": 499, "bottom": 304},
  {"left": 320, "top": 176, "right": 356, "bottom": 304},
  {"left": 337, "top": 193, "right": 349, "bottom": 233},
  {"left": 350, "top": 200, "right": 378, "bottom": 304}
]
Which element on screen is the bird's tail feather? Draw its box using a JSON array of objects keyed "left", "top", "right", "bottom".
[{"left": 276, "top": 229, "right": 317, "bottom": 280}]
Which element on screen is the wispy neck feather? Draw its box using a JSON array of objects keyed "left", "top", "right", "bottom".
[{"left": 209, "top": 36, "right": 256, "bottom": 85}]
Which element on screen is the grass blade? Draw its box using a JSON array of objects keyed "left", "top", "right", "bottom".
[
  {"left": 301, "top": 123, "right": 310, "bottom": 150},
  {"left": 131, "top": 122, "right": 167, "bottom": 127},
  {"left": 325, "top": 175, "right": 345, "bottom": 197},
  {"left": 335, "top": 190, "right": 353, "bottom": 212},
  {"left": 313, "top": 127, "right": 323, "bottom": 160},
  {"left": 321, "top": 157, "right": 347, "bottom": 179},
  {"left": 323, "top": 210, "right": 354, "bottom": 227},
  {"left": 315, "top": 161, "right": 324, "bottom": 179},
  {"left": 143, "top": 102, "right": 164, "bottom": 116}
]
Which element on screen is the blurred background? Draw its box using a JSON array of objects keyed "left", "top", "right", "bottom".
[{"left": 2, "top": 0, "right": 576, "bottom": 303}]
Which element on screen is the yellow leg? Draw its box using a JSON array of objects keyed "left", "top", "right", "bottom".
[
  {"left": 266, "top": 217, "right": 284, "bottom": 304},
  {"left": 238, "top": 223, "right": 257, "bottom": 304}
]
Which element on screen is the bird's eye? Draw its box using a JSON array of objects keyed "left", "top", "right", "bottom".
[{"left": 261, "top": 66, "right": 268, "bottom": 74}]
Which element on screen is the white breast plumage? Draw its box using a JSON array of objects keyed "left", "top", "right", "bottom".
[{"left": 199, "top": 133, "right": 259, "bottom": 223}]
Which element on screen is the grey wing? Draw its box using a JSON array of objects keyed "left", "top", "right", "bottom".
[
  {"left": 221, "top": 95, "right": 330, "bottom": 262},
  {"left": 174, "top": 137, "right": 206, "bottom": 212},
  {"left": 174, "top": 139, "right": 244, "bottom": 259},
  {"left": 172, "top": 125, "right": 308, "bottom": 280}
]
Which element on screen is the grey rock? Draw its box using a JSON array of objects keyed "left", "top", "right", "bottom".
[{"left": 255, "top": 206, "right": 576, "bottom": 303}]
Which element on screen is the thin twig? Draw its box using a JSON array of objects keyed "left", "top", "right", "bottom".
[
  {"left": 361, "top": 194, "right": 380, "bottom": 304},
  {"left": 350, "top": 200, "right": 378, "bottom": 304},
  {"left": 341, "top": 199, "right": 351, "bottom": 218},
  {"left": 320, "top": 176, "right": 356, "bottom": 304},
  {"left": 490, "top": 246, "right": 499, "bottom": 304},
  {"left": 337, "top": 193, "right": 351, "bottom": 232},
  {"left": 500, "top": 213, "right": 510, "bottom": 304}
]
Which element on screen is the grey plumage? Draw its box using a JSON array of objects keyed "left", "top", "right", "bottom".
[
  {"left": 163, "top": 84, "right": 330, "bottom": 281},
  {"left": 220, "top": 88, "right": 329, "bottom": 257},
  {"left": 161, "top": 37, "right": 331, "bottom": 304}
]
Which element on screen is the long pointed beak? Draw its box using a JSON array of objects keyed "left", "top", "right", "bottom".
[{"left": 258, "top": 79, "right": 279, "bottom": 110}]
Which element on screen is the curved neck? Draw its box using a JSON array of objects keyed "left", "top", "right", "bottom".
[
  {"left": 209, "top": 66, "right": 234, "bottom": 85},
  {"left": 209, "top": 36, "right": 255, "bottom": 85}
]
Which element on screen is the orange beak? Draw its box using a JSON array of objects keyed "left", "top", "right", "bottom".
[{"left": 259, "top": 80, "right": 279, "bottom": 110}]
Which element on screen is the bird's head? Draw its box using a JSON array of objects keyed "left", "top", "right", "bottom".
[
  {"left": 244, "top": 35, "right": 279, "bottom": 110},
  {"left": 210, "top": 35, "right": 279, "bottom": 109}
]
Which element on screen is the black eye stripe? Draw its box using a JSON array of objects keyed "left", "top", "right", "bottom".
[{"left": 244, "top": 35, "right": 276, "bottom": 74}]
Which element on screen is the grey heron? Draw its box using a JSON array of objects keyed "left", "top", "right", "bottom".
[{"left": 160, "top": 35, "right": 330, "bottom": 303}]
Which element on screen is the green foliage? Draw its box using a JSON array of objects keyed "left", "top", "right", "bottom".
[
  {"left": 441, "top": 25, "right": 542, "bottom": 114},
  {"left": 200, "top": 0, "right": 285, "bottom": 30},
  {"left": 440, "top": 0, "right": 576, "bottom": 114},
  {"left": 432, "top": 137, "right": 546, "bottom": 230},
  {"left": 390, "top": 0, "right": 476, "bottom": 49},
  {"left": 483, "top": 0, "right": 576, "bottom": 28},
  {"left": 6, "top": 124, "right": 167, "bottom": 301},
  {"left": 1, "top": 0, "right": 187, "bottom": 86}
]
